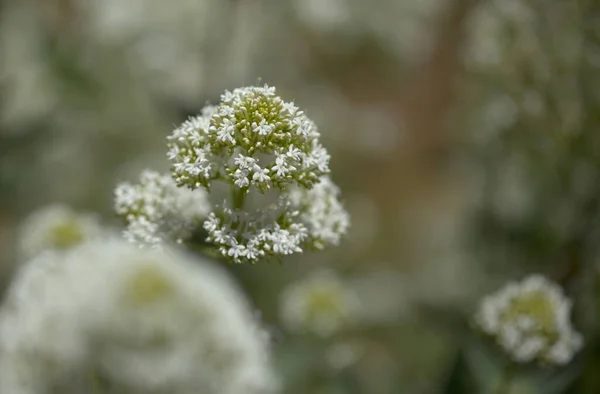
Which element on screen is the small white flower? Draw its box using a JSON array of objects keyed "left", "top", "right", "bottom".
[
  {"left": 474, "top": 274, "right": 583, "bottom": 365},
  {"left": 215, "top": 119, "right": 236, "bottom": 144},
  {"left": 221, "top": 90, "right": 237, "bottom": 104},
  {"left": 306, "top": 142, "right": 331, "bottom": 173},
  {"left": 252, "top": 119, "right": 274, "bottom": 136},
  {"left": 235, "top": 154, "right": 257, "bottom": 169},
  {"left": 271, "top": 155, "right": 289, "bottom": 178},
  {"left": 228, "top": 243, "right": 248, "bottom": 259},
  {"left": 167, "top": 145, "right": 180, "bottom": 160},
  {"left": 282, "top": 101, "right": 299, "bottom": 116},
  {"left": 252, "top": 168, "right": 271, "bottom": 184},
  {"left": 168, "top": 84, "right": 330, "bottom": 192},
  {"left": 233, "top": 169, "right": 250, "bottom": 188},
  {"left": 285, "top": 145, "right": 302, "bottom": 161}
]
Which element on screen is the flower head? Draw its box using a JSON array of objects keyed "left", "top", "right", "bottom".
[
  {"left": 474, "top": 275, "right": 583, "bottom": 365},
  {"left": 0, "top": 237, "right": 277, "bottom": 394},
  {"left": 18, "top": 204, "right": 103, "bottom": 259},
  {"left": 115, "top": 170, "right": 211, "bottom": 247},
  {"left": 168, "top": 84, "right": 330, "bottom": 193},
  {"left": 280, "top": 269, "right": 360, "bottom": 337},
  {"left": 164, "top": 85, "right": 346, "bottom": 264}
]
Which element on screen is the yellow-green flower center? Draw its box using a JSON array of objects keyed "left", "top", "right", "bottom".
[
  {"left": 304, "top": 285, "right": 346, "bottom": 321},
  {"left": 123, "top": 264, "right": 175, "bottom": 307},
  {"left": 49, "top": 219, "right": 85, "bottom": 250},
  {"left": 501, "top": 291, "right": 558, "bottom": 341}
]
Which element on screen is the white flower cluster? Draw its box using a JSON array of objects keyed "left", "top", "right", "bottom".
[
  {"left": 115, "top": 170, "right": 211, "bottom": 247},
  {"left": 464, "top": 0, "right": 537, "bottom": 71},
  {"left": 280, "top": 269, "right": 360, "bottom": 337},
  {"left": 168, "top": 84, "right": 330, "bottom": 192},
  {"left": 203, "top": 198, "right": 308, "bottom": 264},
  {"left": 286, "top": 176, "right": 350, "bottom": 250},
  {"left": 162, "top": 84, "right": 348, "bottom": 263},
  {"left": 475, "top": 275, "right": 583, "bottom": 365},
  {"left": 0, "top": 238, "right": 277, "bottom": 394},
  {"left": 18, "top": 204, "right": 103, "bottom": 260},
  {"left": 203, "top": 175, "right": 349, "bottom": 264}
]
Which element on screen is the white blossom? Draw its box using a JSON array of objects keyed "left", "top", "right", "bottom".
[
  {"left": 0, "top": 238, "right": 277, "bottom": 394},
  {"left": 164, "top": 85, "right": 346, "bottom": 264},
  {"left": 464, "top": 0, "right": 537, "bottom": 71},
  {"left": 168, "top": 84, "right": 330, "bottom": 193},
  {"left": 474, "top": 274, "right": 583, "bottom": 365},
  {"left": 203, "top": 201, "right": 309, "bottom": 264},
  {"left": 115, "top": 170, "right": 211, "bottom": 247},
  {"left": 280, "top": 269, "right": 360, "bottom": 337},
  {"left": 18, "top": 204, "right": 104, "bottom": 260}
]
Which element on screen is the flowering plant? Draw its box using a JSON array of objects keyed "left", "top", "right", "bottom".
[{"left": 116, "top": 84, "right": 349, "bottom": 264}]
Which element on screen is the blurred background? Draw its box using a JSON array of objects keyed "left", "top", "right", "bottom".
[{"left": 2, "top": 0, "right": 600, "bottom": 393}]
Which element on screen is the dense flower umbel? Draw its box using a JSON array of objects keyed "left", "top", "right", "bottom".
[
  {"left": 168, "top": 85, "right": 330, "bottom": 192},
  {"left": 475, "top": 275, "right": 583, "bottom": 365},
  {"left": 280, "top": 269, "right": 360, "bottom": 337},
  {"left": 164, "top": 84, "right": 347, "bottom": 263},
  {"left": 18, "top": 204, "right": 103, "bottom": 259},
  {"left": 115, "top": 170, "right": 211, "bottom": 247},
  {"left": 0, "top": 238, "right": 277, "bottom": 394}
]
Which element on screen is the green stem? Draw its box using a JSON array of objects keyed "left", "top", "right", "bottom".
[
  {"left": 493, "top": 364, "right": 513, "bottom": 394},
  {"left": 232, "top": 187, "right": 247, "bottom": 210},
  {"left": 88, "top": 371, "right": 105, "bottom": 394},
  {"left": 186, "top": 242, "right": 223, "bottom": 260}
]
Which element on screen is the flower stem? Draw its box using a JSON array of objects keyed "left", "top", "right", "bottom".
[
  {"left": 88, "top": 371, "right": 105, "bottom": 394},
  {"left": 493, "top": 364, "right": 513, "bottom": 394},
  {"left": 232, "top": 187, "right": 247, "bottom": 210}
]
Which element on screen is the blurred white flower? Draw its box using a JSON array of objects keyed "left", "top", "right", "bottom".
[
  {"left": 490, "top": 155, "right": 532, "bottom": 223},
  {"left": 292, "top": 0, "right": 352, "bottom": 33},
  {"left": 75, "top": 0, "right": 236, "bottom": 104},
  {"left": 280, "top": 269, "right": 360, "bottom": 337},
  {"left": 290, "top": 0, "right": 447, "bottom": 62},
  {"left": 115, "top": 170, "right": 211, "bottom": 247},
  {"left": 0, "top": 237, "right": 277, "bottom": 394},
  {"left": 365, "top": 0, "right": 446, "bottom": 62},
  {"left": 0, "top": 2, "right": 56, "bottom": 131},
  {"left": 18, "top": 204, "right": 103, "bottom": 260},
  {"left": 475, "top": 275, "right": 583, "bottom": 365},
  {"left": 325, "top": 341, "right": 364, "bottom": 371}
]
